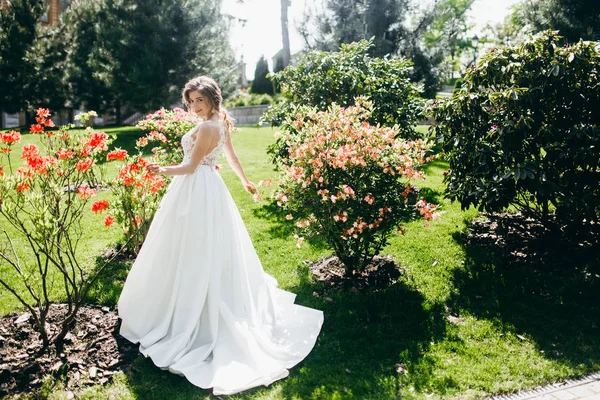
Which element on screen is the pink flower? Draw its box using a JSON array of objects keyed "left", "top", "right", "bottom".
[
  {"left": 77, "top": 185, "right": 96, "bottom": 199},
  {"left": 285, "top": 214, "right": 293, "bottom": 220}
]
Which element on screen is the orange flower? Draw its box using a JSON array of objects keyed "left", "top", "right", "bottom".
[
  {"left": 21, "top": 144, "right": 39, "bottom": 159},
  {"left": 26, "top": 154, "right": 48, "bottom": 173},
  {"left": 104, "top": 215, "right": 115, "bottom": 227},
  {"left": 107, "top": 149, "right": 128, "bottom": 161},
  {"left": 0, "top": 166, "right": 3, "bottom": 177},
  {"left": 76, "top": 158, "right": 94, "bottom": 172},
  {"left": 36, "top": 108, "right": 51, "bottom": 119},
  {"left": 80, "top": 145, "right": 93, "bottom": 157},
  {"left": 91, "top": 200, "right": 109, "bottom": 214},
  {"left": 30, "top": 124, "right": 44, "bottom": 134},
  {"left": 17, "top": 167, "right": 34, "bottom": 179},
  {"left": 57, "top": 148, "right": 75, "bottom": 159},
  {"left": 88, "top": 131, "right": 108, "bottom": 150},
  {"left": 16, "top": 182, "right": 30, "bottom": 192},
  {"left": 77, "top": 185, "right": 96, "bottom": 199},
  {"left": 1, "top": 130, "right": 21, "bottom": 144}
]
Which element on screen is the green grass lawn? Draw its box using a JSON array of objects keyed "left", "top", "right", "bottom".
[{"left": 1, "top": 125, "right": 599, "bottom": 399}]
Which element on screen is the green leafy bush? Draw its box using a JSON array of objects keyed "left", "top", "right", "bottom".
[
  {"left": 262, "top": 39, "right": 425, "bottom": 166},
  {"left": 431, "top": 31, "right": 600, "bottom": 225}
]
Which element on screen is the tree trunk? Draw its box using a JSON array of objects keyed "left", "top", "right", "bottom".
[
  {"left": 0, "top": 108, "right": 4, "bottom": 129},
  {"left": 280, "top": 0, "right": 291, "bottom": 68}
]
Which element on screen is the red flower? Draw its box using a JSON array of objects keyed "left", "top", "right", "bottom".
[
  {"left": 77, "top": 185, "right": 96, "bottom": 199},
  {"left": 57, "top": 148, "right": 75, "bottom": 159},
  {"left": 136, "top": 157, "right": 149, "bottom": 168},
  {"left": 21, "top": 144, "right": 39, "bottom": 159},
  {"left": 122, "top": 176, "right": 135, "bottom": 186},
  {"left": 30, "top": 124, "right": 44, "bottom": 134},
  {"left": 0, "top": 166, "right": 3, "bottom": 177},
  {"left": 104, "top": 215, "right": 115, "bottom": 227},
  {"left": 26, "top": 154, "right": 48, "bottom": 173},
  {"left": 91, "top": 200, "right": 109, "bottom": 214},
  {"left": 107, "top": 149, "right": 128, "bottom": 161},
  {"left": 44, "top": 119, "right": 55, "bottom": 128},
  {"left": 76, "top": 158, "right": 94, "bottom": 172},
  {"left": 215, "top": 164, "right": 220, "bottom": 170},
  {"left": 1, "top": 130, "right": 21, "bottom": 145},
  {"left": 88, "top": 131, "right": 108, "bottom": 150}
]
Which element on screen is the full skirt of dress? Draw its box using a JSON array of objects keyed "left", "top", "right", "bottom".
[{"left": 118, "top": 165, "right": 324, "bottom": 395}]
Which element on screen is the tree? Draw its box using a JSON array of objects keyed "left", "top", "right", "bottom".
[
  {"left": 298, "top": 0, "right": 446, "bottom": 97},
  {"left": 251, "top": 56, "right": 274, "bottom": 95},
  {"left": 424, "top": 0, "right": 475, "bottom": 79},
  {"left": 280, "top": 0, "right": 291, "bottom": 68},
  {"left": 513, "top": 0, "right": 600, "bottom": 42},
  {"left": 0, "top": 0, "right": 43, "bottom": 123},
  {"left": 65, "top": 0, "right": 237, "bottom": 122}
]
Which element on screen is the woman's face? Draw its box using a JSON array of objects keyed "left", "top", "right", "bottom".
[{"left": 187, "top": 90, "right": 212, "bottom": 119}]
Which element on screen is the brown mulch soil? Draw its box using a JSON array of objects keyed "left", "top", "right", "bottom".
[
  {"left": 308, "top": 255, "right": 402, "bottom": 291},
  {"left": 466, "top": 213, "right": 600, "bottom": 269},
  {"left": 0, "top": 303, "right": 139, "bottom": 397}
]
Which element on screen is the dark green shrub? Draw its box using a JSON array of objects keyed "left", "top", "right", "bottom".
[
  {"left": 431, "top": 31, "right": 600, "bottom": 226},
  {"left": 262, "top": 39, "right": 425, "bottom": 166}
]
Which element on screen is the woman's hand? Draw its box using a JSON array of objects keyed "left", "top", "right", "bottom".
[
  {"left": 243, "top": 180, "right": 258, "bottom": 194},
  {"left": 147, "top": 162, "right": 161, "bottom": 175},
  {"left": 243, "top": 180, "right": 262, "bottom": 201}
]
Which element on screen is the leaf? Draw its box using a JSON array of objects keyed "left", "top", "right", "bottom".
[
  {"left": 568, "top": 52, "right": 575, "bottom": 63},
  {"left": 516, "top": 334, "right": 526, "bottom": 341},
  {"left": 552, "top": 64, "right": 560, "bottom": 76}
]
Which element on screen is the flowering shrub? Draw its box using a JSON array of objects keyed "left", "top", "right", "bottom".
[
  {"left": 272, "top": 100, "right": 438, "bottom": 276},
  {"left": 431, "top": 31, "right": 600, "bottom": 226},
  {"left": 136, "top": 107, "right": 200, "bottom": 165},
  {"left": 0, "top": 109, "right": 124, "bottom": 351},
  {"left": 103, "top": 143, "right": 167, "bottom": 255}
]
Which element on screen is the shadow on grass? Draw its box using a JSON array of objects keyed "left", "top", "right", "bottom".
[
  {"left": 252, "top": 199, "right": 332, "bottom": 252},
  {"left": 119, "top": 262, "right": 449, "bottom": 399},
  {"left": 448, "top": 216, "right": 600, "bottom": 374}
]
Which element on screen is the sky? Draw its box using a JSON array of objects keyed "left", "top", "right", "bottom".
[{"left": 222, "top": 0, "right": 523, "bottom": 79}]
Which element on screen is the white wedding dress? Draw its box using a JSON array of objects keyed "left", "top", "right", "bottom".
[{"left": 118, "top": 121, "right": 324, "bottom": 395}]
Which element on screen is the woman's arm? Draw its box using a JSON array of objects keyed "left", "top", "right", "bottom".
[
  {"left": 153, "top": 124, "right": 219, "bottom": 176},
  {"left": 223, "top": 132, "right": 257, "bottom": 193}
]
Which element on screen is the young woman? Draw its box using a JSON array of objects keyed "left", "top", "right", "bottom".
[{"left": 117, "top": 76, "right": 324, "bottom": 395}]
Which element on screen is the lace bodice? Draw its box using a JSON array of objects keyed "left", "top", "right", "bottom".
[{"left": 181, "top": 122, "right": 226, "bottom": 170}]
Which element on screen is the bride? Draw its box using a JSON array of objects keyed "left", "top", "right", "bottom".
[{"left": 117, "top": 76, "right": 324, "bottom": 395}]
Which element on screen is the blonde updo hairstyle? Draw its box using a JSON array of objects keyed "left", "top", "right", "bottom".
[{"left": 181, "top": 76, "right": 234, "bottom": 135}]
